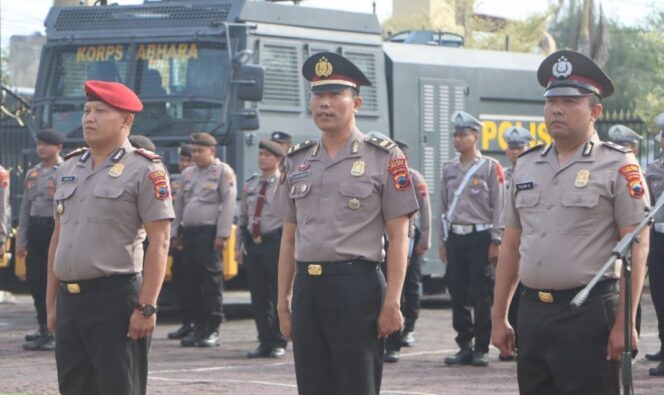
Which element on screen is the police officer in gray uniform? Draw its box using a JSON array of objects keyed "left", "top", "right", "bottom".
[
  {"left": 167, "top": 144, "right": 195, "bottom": 340},
  {"left": 439, "top": 111, "right": 505, "bottom": 367},
  {"left": 129, "top": 134, "right": 156, "bottom": 152},
  {"left": 492, "top": 50, "right": 650, "bottom": 394},
  {"left": 0, "top": 165, "right": 9, "bottom": 260},
  {"left": 46, "top": 80, "right": 174, "bottom": 395},
  {"left": 238, "top": 140, "right": 288, "bottom": 358},
  {"left": 384, "top": 139, "right": 431, "bottom": 362},
  {"left": 277, "top": 52, "right": 419, "bottom": 395},
  {"left": 18, "top": 129, "right": 65, "bottom": 351},
  {"left": 499, "top": 126, "right": 533, "bottom": 361},
  {"left": 608, "top": 124, "right": 643, "bottom": 156},
  {"left": 646, "top": 126, "right": 664, "bottom": 375},
  {"left": 172, "top": 132, "right": 236, "bottom": 347}
]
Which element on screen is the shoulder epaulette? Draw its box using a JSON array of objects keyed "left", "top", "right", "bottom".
[
  {"left": 365, "top": 136, "right": 397, "bottom": 151},
  {"left": 64, "top": 147, "right": 89, "bottom": 161},
  {"left": 287, "top": 140, "right": 317, "bottom": 156},
  {"left": 518, "top": 143, "right": 545, "bottom": 158},
  {"left": 246, "top": 173, "right": 258, "bottom": 182},
  {"left": 134, "top": 148, "right": 162, "bottom": 163},
  {"left": 602, "top": 141, "right": 631, "bottom": 153}
]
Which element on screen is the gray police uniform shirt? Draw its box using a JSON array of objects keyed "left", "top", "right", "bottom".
[
  {"left": 17, "top": 160, "right": 63, "bottom": 249},
  {"left": 502, "top": 133, "right": 649, "bottom": 290},
  {"left": 505, "top": 167, "right": 514, "bottom": 190},
  {"left": 410, "top": 168, "right": 432, "bottom": 249},
  {"left": 646, "top": 157, "right": 664, "bottom": 223},
  {"left": 437, "top": 154, "right": 506, "bottom": 243},
  {"left": 53, "top": 140, "right": 175, "bottom": 281},
  {"left": 238, "top": 171, "right": 283, "bottom": 245},
  {"left": 0, "top": 165, "right": 8, "bottom": 245},
  {"left": 280, "top": 129, "right": 420, "bottom": 263},
  {"left": 172, "top": 158, "right": 237, "bottom": 238}
]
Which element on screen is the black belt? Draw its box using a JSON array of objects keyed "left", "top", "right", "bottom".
[
  {"left": 296, "top": 259, "right": 379, "bottom": 277},
  {"left": 522, "top": 280, "right": 618, "bottom": 304},
  {"left": 29, "top": 216, "right": 54, "bottom": 225},
  {"left": 181, "top": 225, "right": 216, "bottom": 236},
  {"left": 60, "top": 273, "right": 139, "bottom": 295}
]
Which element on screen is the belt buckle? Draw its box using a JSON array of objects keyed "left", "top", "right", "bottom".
[
  {"left": 537, "top": 291, "right": 553, "bottom": 303},
  {"left": 307, "top": 264, "right": 322, "bottom": 276},
  {"left": 253, "top": 235, "right": 262, "bottom": 244},
  {"left": 67, "top": 283, "right": 81, "bottom": 294}
]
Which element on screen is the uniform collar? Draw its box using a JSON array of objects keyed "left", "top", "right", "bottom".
[
  {"left": 536, "top": 132, "right": 599, "bottom": 172},
  {"left": 261, "top": 171, "right": 280, "bottom": 184},
  {"left": 453, "top": 151, "right": 483, "bottom": 169},
  {"left": 311, "top": 129, "right": 363, "bottom": 163},
  {"left": 77, "top": 139, "right": 133, "bottom": 170}
]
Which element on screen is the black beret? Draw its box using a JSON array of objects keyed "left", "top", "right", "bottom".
[
  {"left": 179, "top": 144, "right": 192, "bottom": 157},
  {"left": 271, "top": 131, "right": 292, "bottom": 144},
  {"left": 129, "top": 135, "right": 156, "bottom": 151},
  {"left": 537, "top": 50, "right": 614, "bottom": 98},
  {"left": 36, "top": 129, "right": 65, "bottom": 145},
  {"left": 190, "top": 132, "right": 217, "bottom": 147},
  {"left": 259, "top": 140, "right": 286, "bottom": 157},
  {"left": 302, "top": 52, "right": 371, "bottom": 92}
]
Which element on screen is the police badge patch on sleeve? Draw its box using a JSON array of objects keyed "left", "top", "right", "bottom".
[
  {"left": 388, "top": 158, "right": 411, "bottom": 191},
  {"left": 619, "top": 164, "right": 645, "bottom": 199},
  {"left": 149, "top": 170, "right": 170, "bottom": 200}
]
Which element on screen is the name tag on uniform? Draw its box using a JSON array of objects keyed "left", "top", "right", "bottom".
[
  {"left": 291, "top": 171, "right": 310, "bottom": 181},
  {"left": 61, "top": 176, "right": 76, "bottom": 183},
  {"left": 516, "top": 182, "right": 534, "bottom": 191}
]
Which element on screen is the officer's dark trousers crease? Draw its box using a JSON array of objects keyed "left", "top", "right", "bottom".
[
  {"left": 292, "top": 267, "right": 385, "bottom": 395},
  {"left": 56, "top": 275, "right": 148, "bottom": 395},
  {"left": 26, "top": 219, "right": 55, "bottom": 325},
  {"left": 648, "top": 231, "right": 664, "bottom": 355}
]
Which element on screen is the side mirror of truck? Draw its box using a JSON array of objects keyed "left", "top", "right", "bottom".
[
  {"left": 233, "top": 64, "right": 264, "bottom": 102},
  {"left": 234, "top": 109, "right": 260, "bottom": 131}
]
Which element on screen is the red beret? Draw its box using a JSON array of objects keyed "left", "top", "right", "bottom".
[{"left": 84, "top": 80, "right": 143, "bottom": 112}]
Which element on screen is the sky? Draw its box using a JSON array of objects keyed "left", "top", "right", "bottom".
[{"left": 0, "top": 0, "right": 659, "bottom": 50}]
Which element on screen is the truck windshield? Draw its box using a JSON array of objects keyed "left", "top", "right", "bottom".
[{"left": 41, "top": 42, "right": 227, "bottom": 138}]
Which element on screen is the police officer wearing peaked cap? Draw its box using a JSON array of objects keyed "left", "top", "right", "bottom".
[
  {"left": 277, "top": 52, "right": 419, "bottom": 394},
  {"left": 608, "top": 124, "right": 643, "bottom": 156},
  {"left": 172, "top": 132, "right": 237, "bottom": 348},
  {"left": 46, "top": 80, "right": 174, "bottom": 395},
  {"left": 238, "top": 139, "right": 288, "bottom": 358},
  {"left": 503, "top": 126, "right": 534, "bottom": 189},
  {"left": 645, "top": 118, "right": 664, "bottom": 375},
  {"left": 492, "top": 50, "right": 650, "bottom": 395},
  {"left": 439, "top": 110, "right": 505, "bottom": 367},
  {"left": 18, "top": 129, "right": 65, "bottom": 351}
]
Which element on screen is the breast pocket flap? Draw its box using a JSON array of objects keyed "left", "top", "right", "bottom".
[
  {"left": 338, "top": 182, "right": 373, "bottom": 198},
  {"left": 561, "top": 192, "right": 599, "bottom": 208}
]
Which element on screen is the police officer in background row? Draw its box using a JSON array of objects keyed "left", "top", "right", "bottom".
[
  {"left": 129, "top": 134, "right": 157, "bottom": 152},
  {"left": 608, "top": 124, "right": 643, "bottom": 157},
  {"left": 277, "top": 52, "right": 419, "bottom": 395},
  {"left": 498, "top": 126, "right": 533, "bottom": 362},
  {"left": 384, "top": 139, "right": 431, "bottom": 363},
  {"left": 18, "top": 129, "right": 64, "bottom": 351},
  {"left": 167, "top": 144, "right": 195, "bottom": 340},
  {"left": 646, "top": 126, "right": 664, "bottom": 376},
  {"left": 46, "top": 80, "right": 174, "bottom": 395},
  {"left": 271, "top": 131, "right": 293, "bottom": 151},
  {"left": 238, "top": 140, "right": 288, "bottom": 359},
  {"left": 439, "top": 111, "right": 505, "bottom": 367},
  {"left": 492, "top": 50, "right": 649, "bottom": 394},
  {"left": 0, "top": 164, "right": 9, "bottom": 259},
  {"left": 172, "top": 132, "right": 236, "bottom": 348}
]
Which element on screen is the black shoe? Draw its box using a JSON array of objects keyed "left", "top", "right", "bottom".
[
  {"left": 168, "top": 323, "right": 194, "bottom": 340},
  {"left": 444, "top": 347, "right": 473, "bottom": 365},
  {"left": 23, "top": 333, "right": 55, "bottom": 351},
  {"left": 180, "top": 328, "right": 202, "bottom": 347},
  {"left": 24, "top": 328, "right": 42, "bottom": 342},
  {"left": 472, "top": 352, "right": 489, "bottom": 367},
  {"left": 247, "top": 345, "right": 272, "bottom": 358},
  {"left": 269, "top": 347, "right": 286, "bottom": 358},
  {"left": 400, "top": 331, "right": 415, "bottom": 347},
  {"left": 196, "top": 330, "right": 219, "bottom": 347},
  {"left": 498, "top": 353, "right": 515, "bottom": 362},
  {"left": 649, "top": 362, "right": 664, "bottom": 376},
  {"left": 646, "top": 350, "right": 663, "bottom": 362},
  {"left": 384, "top": 350, "right": 400, "bottom": 363}
]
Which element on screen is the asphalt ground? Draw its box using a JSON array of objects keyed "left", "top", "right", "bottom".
[{"left": 1, "top": 290, "right": 663, "bottom": 395}]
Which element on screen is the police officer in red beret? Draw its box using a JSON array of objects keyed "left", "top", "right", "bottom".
[{"left": 46, "top": 80, "right": 174, "bottom": 395}]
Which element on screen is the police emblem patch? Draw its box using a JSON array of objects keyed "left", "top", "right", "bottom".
[
  {"left": 574, "top": 170, "right": 590, "bottom": 188},
  {"left": 315, "top": 56, "right": 333, "bottom": 78},
  {"left": 388, "top": 158, "right": 411, "bottom": 191},
  {"left": 618, "top": 164, "right": 645, "bottom": 199},
  {"left": 148, "top": 170, "right": 170, "bottom": 200},
  {"left": 552, "top": 56, "right": 573, "bottom": 79}
]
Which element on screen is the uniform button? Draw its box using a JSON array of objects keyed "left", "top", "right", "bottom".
[
  {"left": 576, "top": 197, "right": 582, "bottom": 203},
  {"left": 552, "top": 178, "right": 559, "bottom": 184},
  {"left": 540, "top": 232, "right": 546, "bottom": 237},
  {"left": 80, "top": 197, "right": 85, "bottom": 202},
  {"left": 537, "top": 261, "right": 543, "bottom": 266},
  {"left": 74, "top": 220, "right": 79, "bottom": 225},
  {"left": 68, "top": 243, "right": 73, "bottom": 248},
  {"left": 547, "top": 204, "right": 554, "bottom": 209}
]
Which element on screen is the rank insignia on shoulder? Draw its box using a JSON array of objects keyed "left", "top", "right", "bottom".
[
  {"left": 287, "top": 140, "right": 317, "bottom": 156},
  {"left": 603, "top": 141, "right": 631, "bottom": 153},
  {"left": 135, "top": 148, "right": 162, "bottom": 163},
  {"left": 64, "top": 147, "right": 90, "bottom": 161},
  {"left": 518, "top": 143, "right": 545, "bottom": 158},
  {"left": 365, "top": 136, "right": 397, "bottom": 151}
]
